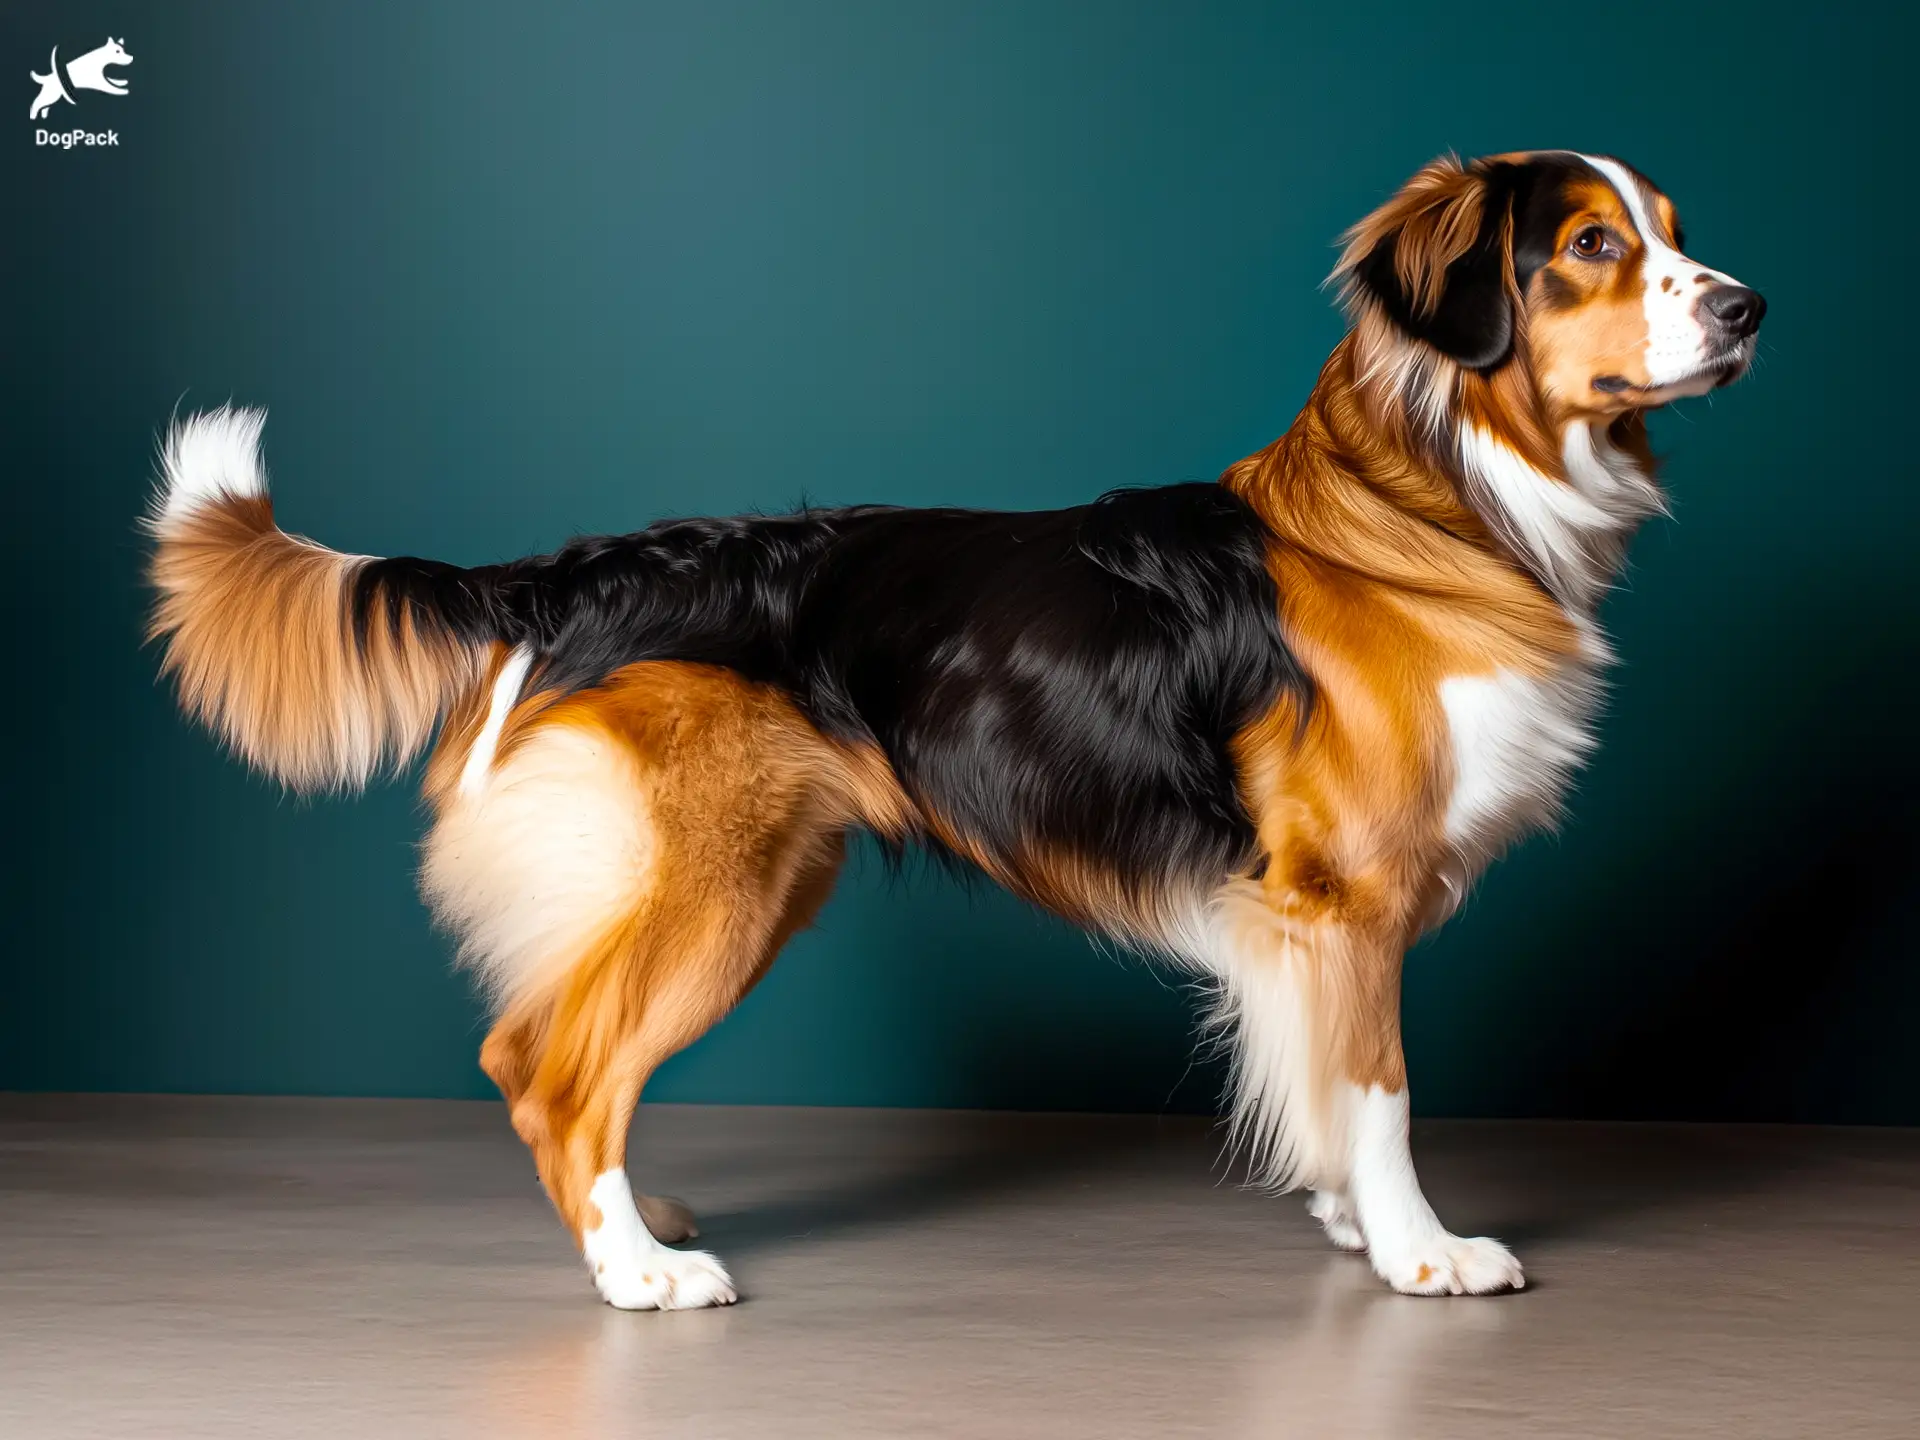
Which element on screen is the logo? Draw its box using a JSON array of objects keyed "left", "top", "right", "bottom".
[{"left": 29, "top": 37, "right": 132, "bottom": 138}]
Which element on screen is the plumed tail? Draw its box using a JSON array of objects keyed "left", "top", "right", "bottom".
[{"left": 145, "top": 408, "right": 488, "bottom": 791}]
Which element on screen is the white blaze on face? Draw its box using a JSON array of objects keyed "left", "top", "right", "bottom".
[{"left": 1580, "top": 154, "right": 1744, "bottom": 394}]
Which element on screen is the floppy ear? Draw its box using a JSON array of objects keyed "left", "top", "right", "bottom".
[{"left": 1335, "top": 156, "right": 1531, "bottom": 371}]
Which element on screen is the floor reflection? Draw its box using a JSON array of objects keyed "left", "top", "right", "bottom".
[
  {"left": 1233, "top": 1257, "right": 1513, "bottom": 1437},
  {"left": 475, "top": 1302, "right": 738, "bottom": 1438}
]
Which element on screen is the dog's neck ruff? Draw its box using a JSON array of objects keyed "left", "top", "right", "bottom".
[
  {"left": 1455, "top": 419, "right": 1664, "bottom": 616},
  {"left": 1337, "top": 319, "right": 1663, "bottom": 620}
]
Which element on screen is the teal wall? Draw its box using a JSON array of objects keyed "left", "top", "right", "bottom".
[{"left": 5, "top": 1, "right": 1915, "bottom": 1121}]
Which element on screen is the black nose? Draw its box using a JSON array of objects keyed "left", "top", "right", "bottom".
[{"left": 1701, "top": 284, "right": 1766, "bottom": 339}]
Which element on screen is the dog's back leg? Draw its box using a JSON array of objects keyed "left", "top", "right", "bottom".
[
  {"left": 478, "top": 1001, "right": 699, "bottom": 1242},
  {"left": 429, "top": 661, "right": 852, "bottom": 1308}
]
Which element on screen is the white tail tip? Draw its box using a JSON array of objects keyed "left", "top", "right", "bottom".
[{"left": 152, "top": 405, "right": 269, "bottom": 526}]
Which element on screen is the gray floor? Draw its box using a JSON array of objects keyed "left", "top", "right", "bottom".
[{"left": 1, "top": 1097, "right": 1915, "bottom": 1439}]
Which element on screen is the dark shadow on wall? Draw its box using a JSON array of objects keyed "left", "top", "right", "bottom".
[{"left": 1544, "top": 770, "right": 1920, "bottom": 1124}]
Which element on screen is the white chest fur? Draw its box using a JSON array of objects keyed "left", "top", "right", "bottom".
[
  {"left": 1439, "top": 664, "right": 1600, "bottom": 863},
  {"left": 1437, "top": 421, "right": 1654, "bottom": 866}
]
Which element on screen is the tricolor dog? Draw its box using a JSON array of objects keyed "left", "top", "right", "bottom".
[{"left": 146, "top": 151, "right": 1763, "bottom": 1308}]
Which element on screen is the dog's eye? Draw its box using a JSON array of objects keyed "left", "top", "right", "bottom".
[{"left": 1571, "top": 227, "right": 1611, "bottom": 259}]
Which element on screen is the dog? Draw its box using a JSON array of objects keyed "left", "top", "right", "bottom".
[
  {"left": 29, "top": 37, "right": 131, "bottom": 121},
  {"left": 145, "top": 150, "right": 1763, "bottom": 1309}
]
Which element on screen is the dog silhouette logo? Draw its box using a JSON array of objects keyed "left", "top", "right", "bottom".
[{"left": 29, "top": 37, "right": 133, "bottom": 121}]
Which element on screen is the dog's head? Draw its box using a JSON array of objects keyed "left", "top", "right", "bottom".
[
  {"left": 85, "top": 37, "right": 134, "bottom": 90},
  {"left": 1335, "top": 152, "right": 1762, "bottom": 420}
]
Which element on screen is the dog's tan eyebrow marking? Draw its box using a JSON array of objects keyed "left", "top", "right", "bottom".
[{"left": 1661, "top": 277, "right": 1673, "bottom": 292}]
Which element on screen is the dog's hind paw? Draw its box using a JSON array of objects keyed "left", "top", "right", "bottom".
[
  {"left": 637, "top": 1192, "right": 700, "bottom": 1244},
  {"left": 1307, "top": 1188, "right": 1367, "bottom": 1252}
]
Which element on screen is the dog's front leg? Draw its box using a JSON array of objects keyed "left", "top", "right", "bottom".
[
  {"left": 1345, "top": 1080, "right": 1523, "bottom": 1295},
  {"left": 1198, "top": 878, "right": 1522, "bottom": 1295}
]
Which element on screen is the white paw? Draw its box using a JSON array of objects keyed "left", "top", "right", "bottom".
[
  {"left": 1373, "top": 1235, "right": 1524, "bottom": 1296},
  {"left": 1306, "top": 1189, "right": 1367, "bottom": 1251},
  {"left": 593, "top": 1245, "right": 737, "bottom": 1311}
]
